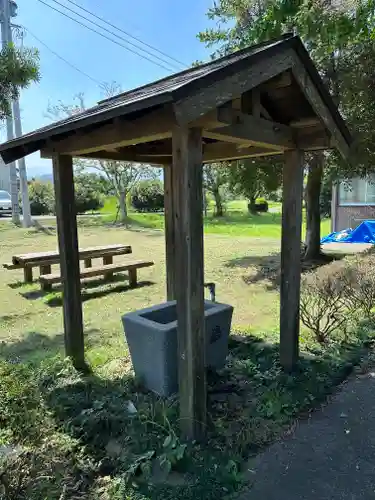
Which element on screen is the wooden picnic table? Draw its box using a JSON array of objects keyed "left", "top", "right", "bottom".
[
  {"left": 12, "top": 244, "right": 131, "bottom": 265},
  {"left": 8, "top": 244, "right": 132, "bottom": 283}
]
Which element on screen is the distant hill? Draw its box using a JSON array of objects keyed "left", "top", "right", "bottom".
[{"left": 35, "top": 173, "right": 53, "bottom": 183}]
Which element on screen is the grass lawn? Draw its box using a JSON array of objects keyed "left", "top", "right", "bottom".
[
  {"left": 0, "top": 220, "right": 370, "bottom": 499},
  {"left": 100, "top": 196, "right": 331, "bottom": 238}
]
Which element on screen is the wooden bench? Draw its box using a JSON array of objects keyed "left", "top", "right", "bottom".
[
  {"left": 39, "top": 260, "right": 154, "bottom": 291},
  {"left": 3, "top": 262, "right": 23, "bottom": 270},
  {"left": 7, "top": 244, "right": 132, "bottom": 283}
]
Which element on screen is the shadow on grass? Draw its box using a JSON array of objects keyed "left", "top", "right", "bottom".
[
  {"left": 1, "top": 318, "right": 374, "bottom": 500},
  {"left": 32, "top": 220, "right": 56, "bottom": 235},
  {"left": 16, "top": 273, "right": 155, "bottom": 304},
  {"left": 226, "top": 251, "right": 346, "bottom": 290},
  {"left": 45, "top": 279, "right": 155, "bottom": 307},
  {"left": 0, "top": 328, "right": 102, "bottom": 365},
  {"left": 9, "top": 280, "right": 38, "bottom": 289},
  {"left": 0, "top": 312, "right": 36, "bottom": 325},
  {"left": 44, "top": 323, "right": 375, "bottom": 494}
]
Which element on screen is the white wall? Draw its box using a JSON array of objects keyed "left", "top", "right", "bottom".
[{"left": 0, "top": 157, "right": 10, "bottom": 192}]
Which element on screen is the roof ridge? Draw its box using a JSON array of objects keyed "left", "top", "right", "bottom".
[{"left": 98, "top": 33, "right": 296, "bottom": 105}]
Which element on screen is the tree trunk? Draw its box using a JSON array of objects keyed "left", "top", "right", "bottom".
[
  {"left": 203, "top": 188, "right": 208, "bottom": 216},
  {"left": 305, "top": 153, "right": 324, "bottom": 261},
  {"left": 119, "top": 190, "right": 127, "bottom": 223},
  {"left": 248, "top": 195, "right": 257, "bottom": 214},
  {"left": 213, "top": 189, "right": 223, "bottom": 217}
]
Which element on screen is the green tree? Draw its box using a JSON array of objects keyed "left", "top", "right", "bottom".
[
  {"left": 74, "top": 172, "right": 104, "bottom": 213},
  {"left": 46, "top": 89, "right": 159, "bottom": 223},
  {"left": 0, "top": 43, "right": 39, "bottom": 120},
  {"left": 28, "top": 180, "right": 54, "bottom": 215},
  {"left": 131, "top": 179, "right": 164, "bottom": 212},
  {"left": 228, "top": 158, "right": 282, "bottom": 212},
  {"left": 203, "top": 162, "right": 230, "bottom": 216},
  {"left": 198, "top": 0, "right": 375, "bottom": 258}
]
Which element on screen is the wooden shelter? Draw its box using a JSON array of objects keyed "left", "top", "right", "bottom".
[{"left": 0, "top": 34, "right": 351, "bottom": 440}]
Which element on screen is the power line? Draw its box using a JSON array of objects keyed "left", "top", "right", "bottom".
[
  {"left": 35, "top": 0, "right": 178, "bottom": 73},
  {"left": 25, "top": 27, "right": 103, "bottom": 85},
  {"left": 46, "top": 0, "right": 183, "bottom": 71},
  {"left": 63, "top": 0, "right": 187, "bottom": 68}
]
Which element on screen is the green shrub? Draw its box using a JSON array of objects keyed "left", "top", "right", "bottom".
[
  {"left": 28, "top": 180, "right": 55, "bottom": 215},
  {"left": 344, "top": 255, "right": 375, "bottom": 317},
  {"left": 131, "top": 179, "right": 164, "bottom": 212},
  {"left": 74, "top": 175, "right": 104, "bottom": 214},
  {"left": 252, "top": 197, "right": 269, "bottom": 213},
  {"left": 300, "top": 261, "right": 353, "bottom": 343},
  {"left": 300, "top": 255, "right": 375, "bottom": 343}
]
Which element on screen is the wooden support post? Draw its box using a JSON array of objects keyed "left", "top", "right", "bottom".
[
  {"left": 164, "top": 164, "right": 176, "bottom": 300},
  {"left": 84, "top": 258, "right": 92, "bottom": 268},
  {"left": 129, "top": 268, "right": 137, "bottom": 288},
  {"left": 173, "top": 126, "right": 206, "bottom": 441},
  {"left": 40, "top": 264, "right": 51, "bottom": 275},
  {"left": 280, "top": 149, "right": 304, "bottom": 372},
  {"left": 103, "top": 255, "right": 114, "bottom": 279},
  {"left": 52, "top": 154, "right": 86, "bottom": 372},
  {"left": 23, "top": 266, "right": 33, "bottom": 283},
  {"left": 103, "top": 255, "right": 113, "bottom": 266}
]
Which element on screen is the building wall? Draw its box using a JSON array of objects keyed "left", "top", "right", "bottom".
[
  {"left": 336, "top": 205, "right": 375, "bottom": 231},
  {"left": 0, "top": 158, "right": 10, "bottom": 192}
]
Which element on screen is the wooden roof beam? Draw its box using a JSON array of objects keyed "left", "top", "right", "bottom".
[
  {"left": 64, "top": 142, "right": 283, "bottom": 164},
  {"left": 262, "top": 71, "right": 293, "bottom": 90},
  {"left": 42, "top": 106, "right": 176, "bottom": 156},
  {"left": 290, "top": 117, "right": 321, "bottom": 128},
  {"left": 203, "top": 107, "right": 296, "bottom": 150},
  {"left": 296, "top": 126, "right": 333, "bottom": 150},
  {"left": 202, "top": 143, "right": 282, "bottom": 162}
]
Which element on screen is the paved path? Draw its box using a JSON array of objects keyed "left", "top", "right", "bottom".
[
  {"left": 322, "top": 242, "right": 372, "bottom": 254},
  {"left": 240, "top": 370, "right": 375, "bottom": 500}
]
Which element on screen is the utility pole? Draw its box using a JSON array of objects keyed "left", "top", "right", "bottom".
[
  {"left": 0, "top": 0, "right": 19, "bottom": 224},
  {"left": 0, "top": 0, "right": 31, "bottom": 226},
  {"left": 11, "top": 47, "right": 32, "bottom": 226}
]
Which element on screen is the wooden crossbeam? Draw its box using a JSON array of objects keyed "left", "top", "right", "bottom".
[
  {"left": 262, "top": 71, "right": 293, "bottom": 90},
  {"left": 70, "top": 142, "right": 282, "bottom": 164},
  {"left": 296, "top": 126, "right": 333, "bottom": 150},
  {"left": 42, "top": 106, "right": 176, "bottom": 156},
  {"left": 202, "top": 143, "right": 282, "bottom": 162},
  {"left": 203, "top": 109, "right": 296, "bottom": 150},
  {"left": 290, "top": 117, "right": 321, "bottom": 128}
]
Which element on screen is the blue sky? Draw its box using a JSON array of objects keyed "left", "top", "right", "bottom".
[{"left": 6, "top": 0, "right": 216, "bottom": 176}]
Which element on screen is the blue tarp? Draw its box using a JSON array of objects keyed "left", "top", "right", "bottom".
[{"left": 321, "top": 220, "right": 375, "bottom": 244}]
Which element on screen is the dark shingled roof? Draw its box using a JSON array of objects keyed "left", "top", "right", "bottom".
[{"left": 0, "top": 34, "right": 351, "bottom": 163}]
